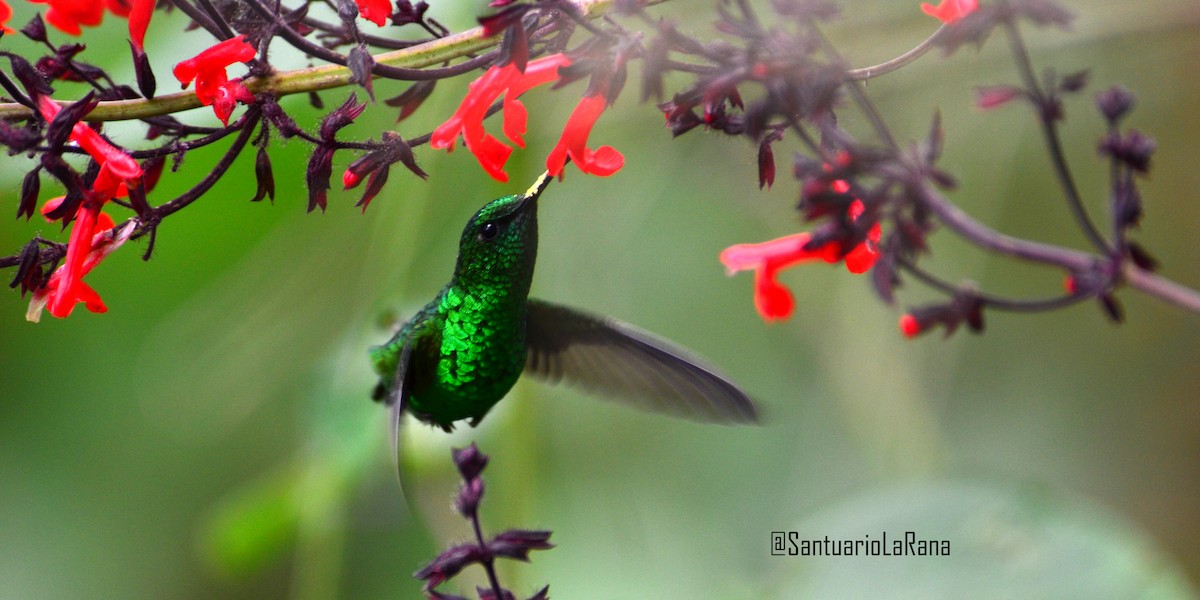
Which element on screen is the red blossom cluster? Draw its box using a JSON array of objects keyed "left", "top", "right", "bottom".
[
  {"left": 0, "top": 0, "right": 1020, "bottom": 334},
  {"left": 172, "top": 35, "right": 257, "bottom": 125},
  {"left": 28, "top": 96, "right": 143, "bottom": 320},
  {"left": 721, "top": 199, "right": 881, "bottom": 322},
  {"left": 430, "top": 52, "right": 623, "bottom": 182}
]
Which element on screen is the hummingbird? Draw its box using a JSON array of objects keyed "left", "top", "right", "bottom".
[{"left": 370, "top": 171, "right": 757, "bottom": 464}]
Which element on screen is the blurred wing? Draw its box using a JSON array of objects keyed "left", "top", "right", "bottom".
[
  {"left": 385, "top": 342, "right": 413, "bottom": 483},
  {"left": 524, "top": 299, "right": 758, "bottom": 424}
]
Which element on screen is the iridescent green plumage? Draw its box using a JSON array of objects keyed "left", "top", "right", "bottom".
[{"left": 371, "top": 172, "right": 757, "bottom": 458}]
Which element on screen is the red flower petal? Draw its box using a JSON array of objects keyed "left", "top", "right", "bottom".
[
  {"left": 174, "top": 35, "right": 256, "bottom": 88},
  {"left": 47, "top": 201, "right": 99, "bottom": 318},
  {"left": 431, "top": 54, "right": 572, "bottom": 182},
  {"left": 547, "top": 93, "right": 624, "bottom": 177},
  {"left": 37, "top": 97, "right": 143, "bottom": 197},
  {"left": 355, "top": 0, "right": 391, "bottom": 27},
  {"left": 0, "top": 1, "right": 14, "bottom": 34},
  {"left": 722, "top": 198, "right": 883, "bottom": 322},
  {"left": 753, "top": 266, "right": 795, "bottom": 322},
  {"left": 30, "top": 0, "right": 106, "bottom": 35},
  {"left": 920, "top": 0, "right": 978, "bottom": 24},
  {"left": 29, "top": 217, "right": 131, "bottom": 321},
  {"left": 128, "top": 0, "right": 154, "bottom": 51}
]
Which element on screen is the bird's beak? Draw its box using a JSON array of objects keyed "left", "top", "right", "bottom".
[{"left": 517, "top": 170, "right": 554, "bottom": 212}]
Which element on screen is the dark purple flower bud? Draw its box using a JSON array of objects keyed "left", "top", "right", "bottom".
[
  {"left": 384, "top": 80, "right": 435, "bottom": 122},
  {"left": 252, "top": 146, "right": 275, "bottom": 203},
  {"left": 1095, "top": 85, "right": 1134, "bottom": 123},
  {"left": 44, "top": 92, "right": 99, "bottom": 150},
  {"left": 758, "top": 139, "right": 775, "bottom": 190},
  {"left": 0, "top": 119, "right": 42, "bottom": 153},
  {"left": 36, "top": 55, "right": 73, "bottom": 81},
  {"left": 306, "top": 145, "right": 334, "bottom": 213},
  {"left": 20, "top": 14, "right": 49, "bottom": 44},
  {"left": 336, "top": 0, "right": 359, "bottom": 22},
  {"left": 354, "top": 165, "right": 389, "bottom": 212},
  {"left": 39, "top": 157, "right": 84, "bottom": 222},
  {"left": 347, "top": 46, "right": 376, "bottom": 99},
  {"left": 392, "top": 0, "right": 431, "bottom": 27},
  {"left": 4, "top": 52, "right": 54, "bottom": 99},
  {"left": 662, "top": 106, "right": 702, "bottom": 137},
  {"left": 1059, "top": 69, "right": 1089, "bottom": 93},
  {"left": 757, "top": 129, "right": 783, "bottom": 190},
  {"left": 1125, "top": 241, "right": 1158, "bottom": 272},
  {"left": 452, "top": 443, "right": 489, "bottom": 481},
  {"left": 8, "top": 239, "right": 42, "bottom": 295},
  {"left": 131, "top": 43, "right": 156, "bottom": 98},
  {"left": 478, "top": 4, "right": 530, "bottom": 37},
  {"left": 319, "top": 94, "right": 367, "bottom": 140},
  {"left": 1100, "top": 129, "right": 1155, "bottom": 173},
  {"left": 455, "top": 477, "right": 484, "bottom": 516},
  {"left": 18, "top": 168, "right": 40, "bottom": 220},
  {"left": 527, "top": 585, "right": 550, "bottom": 600},
  {"left": 413, "top": 544, "right": 486, "bottom": 589},
  {"left": 900, "top": 291, "right": 984, "bottom": 338},
  {"left": 496, "top": 19, "right": 529, "bottom": 72},
  {"left": 488, "top": 529, "right": 554, "bottom": 561}
]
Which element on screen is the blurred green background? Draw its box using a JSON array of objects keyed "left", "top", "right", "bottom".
[{"left": 1, "top": 0, "right": 1198, "bottom": 598}]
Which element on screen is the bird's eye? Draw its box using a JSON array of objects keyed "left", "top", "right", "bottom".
[{"left": 478, "top": 222, "right": 500, "bottom": 242}]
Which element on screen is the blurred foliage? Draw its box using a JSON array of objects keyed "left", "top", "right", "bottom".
[{"left": 1, "top": 0, "right": 1198, "bottom": 598}]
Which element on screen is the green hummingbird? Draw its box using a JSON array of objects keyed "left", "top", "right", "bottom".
[{"left": 369, "top": 172, "right": 757, "bottom": 462}]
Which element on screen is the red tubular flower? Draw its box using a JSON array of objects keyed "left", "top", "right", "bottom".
[
  {"left": 127, "top": 0, "right": 154, "bottom": 52},
  {"left": 899, "top": 314, "right": 922, "bottom": 338},
  {"left": 37, "top": 96, "right": 143, "bottom": 197},
  {"left": 38, "top": 97, "right": 143, "bottom": 198},
  {"left": 920, "top": 0, "right": 979, "bottom": 24},
  {"left": 546, "top": 92, "right": 624, "bottom": 177},
  {"left": 173, "top": 35, "right": 257, "bottom": 125},
  {"left": 355, "top": 0, "right": 391, "bottom": 27},
  {"left": 28, "top": 197, "right": 131, "bottom": 321},
  {"left": 432, "top": 54, "right": 570, "bottom": 182},
  {"left": 720, "top": 199, "right": 881, "bottom": 323},
  {"left": 30, "top": 99, "right": 142, "bottom": 321},
  {"left": 29, "top": 0, "right": 105, "bottom": 35},
  {"left": 0, "top": 1, "right": 14, "bottom": 34}
]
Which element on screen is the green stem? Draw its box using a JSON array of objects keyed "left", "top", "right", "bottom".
[{"left": 0, "top": 0, "right": 622, "bottom": 123}]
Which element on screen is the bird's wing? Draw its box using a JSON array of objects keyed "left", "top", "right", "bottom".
[
  {"left": 524, "top": 299, "right": 758, "bottom": 424},
  {"left": 385, "top": 341, "right": 413, "bottom": 483}
]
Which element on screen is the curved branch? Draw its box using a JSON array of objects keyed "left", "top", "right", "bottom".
[
  {"left": 845, "top": 25, "right": 946, "bottom": 81},
  {"left": 0, "top": 0, "right": 624, "bottom": 123}
]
